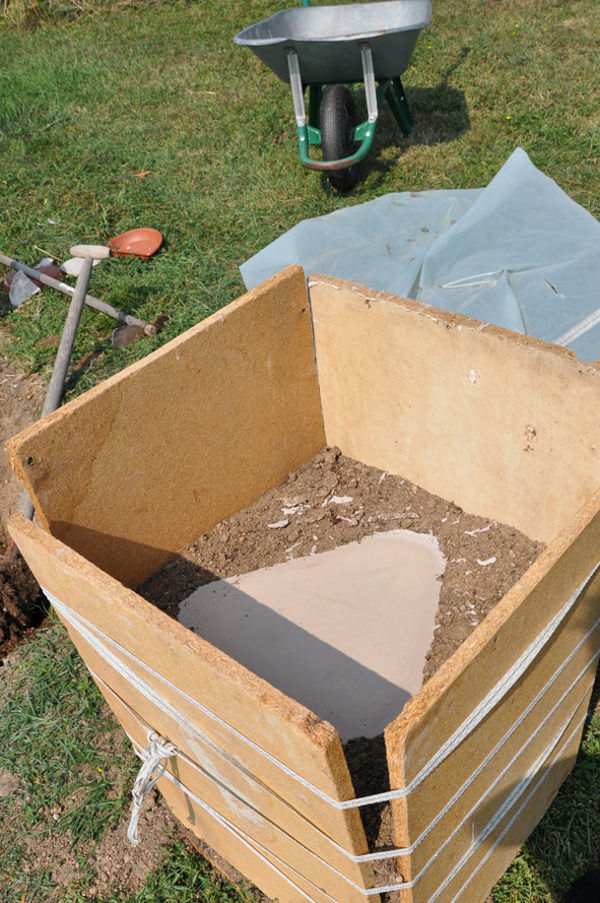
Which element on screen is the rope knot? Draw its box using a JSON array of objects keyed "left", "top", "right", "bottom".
[{"left": 127, "top": 730, "right": 178, "bottom": 845}]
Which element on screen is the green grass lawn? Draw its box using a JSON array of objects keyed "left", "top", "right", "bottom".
[{"left": 1, "top": 0, "right": 600, "bottom": 900}]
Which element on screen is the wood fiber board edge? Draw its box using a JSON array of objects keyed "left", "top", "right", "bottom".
[
  {"left": 396, "top": 587, "right": 600, "bottom": 860},
  {"left": 308, "top": 273, "right": 581, "bottom": 363},
  {"left": 414, "top": 695, "right": 587, "bottom": 903},
  {"left": 183, "top": 829, "right": 274, "bottom": 903},
  {"left": 384, "top": 501, "right": 600, "bottom": 898},
  {"left": 405, "top": 663, "right": 596, "bottom": 902},
  {"left": 7, "top": 265, "right": 325, "bottom": 586},
  {"left": 92, "top": 687, "right": 373, "bottom": 903},
  {"left": 386, "top": 493, "right": 600, "bottom": 781},
  {"left": 6, "top": 512, "right": 364, "bottom": 829},
  {"left": 62, "top": 622, "right": 373, "bottom": 884},
  {"left": 307, "top": 274, "right": 600, "bottom": 544},
  {"left": 160, "top": 774, "right": 359, "bottom": 903}
]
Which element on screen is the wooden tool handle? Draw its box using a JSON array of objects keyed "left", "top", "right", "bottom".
[{"left": 69, "top": 244, "right": 111, "bottom": 259}]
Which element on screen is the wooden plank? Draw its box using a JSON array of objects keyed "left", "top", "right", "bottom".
[
  {"left": 85, "top": 678, "right": 372, "bottom": 903},
  {"left": 56, "top": 626, "right": 374, "bottom": 903},
  {"left": 184, "top": 830, "right": 275, "bottom": 903},
  {"left": 391, "top": 534, "right": 600, "bottom": 844},
  {"left": 396, "top": 607, "right": 598, "bottom": 888},
  {"left": 421, "top": 695, "right": 587, "bottom": 903},
  {"left": 406, "top": 668, "right": 594, "bottom": 903},
  {"left": 160, "top": 771, "right": 343, "bottom": 903},
  {"left": 308, "top": 274, "right": 600, "bottom": 544},
  {"left": 385, "top": 501, "right": 600, "bottom": 903},
  {"left": 6, "top": 265, "right": 324, "bottom": 587},
  {"left": 7, "top": 513, "right": 373, "bottom": 886}
]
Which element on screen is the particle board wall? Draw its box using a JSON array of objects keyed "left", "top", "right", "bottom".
[
  {"left": 8, "top": 269, "right": 600, "bottom": 903},
  {"left": 384, "top": 494, "right": 600, "bottom": 903},
  {"left": 308, "top": 274, "right": 600, "bottom": 545},
  {"left": 6, "top": 266, "right": 324, "bottom": 587},
  {"left": 8, "top": 512, "right": 377, "bottom": 903}
]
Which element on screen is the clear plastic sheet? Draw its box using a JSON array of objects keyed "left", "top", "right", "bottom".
[{"left": 241, "top": 148, "right": 600, "bottom": 362}]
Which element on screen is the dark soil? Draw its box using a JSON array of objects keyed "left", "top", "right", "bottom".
[
  {"left": 0, "top": 335, "right": 49, "bottom": 661},
  {"left": 0, "top": 550, "right": 49, "bottom": 662}
]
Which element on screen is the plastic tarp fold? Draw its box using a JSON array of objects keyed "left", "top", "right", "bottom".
[{"left": 241, "top": 148, "right": 600, "bottom": 362}]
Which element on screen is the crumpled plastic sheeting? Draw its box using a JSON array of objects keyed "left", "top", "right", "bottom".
[{"left": 241, "top": 148, "right": 600, "bottom": 362}]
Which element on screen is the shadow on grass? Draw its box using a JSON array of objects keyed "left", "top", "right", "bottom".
[{"left": 321, "top": 46, "right": 472, "bottom": 192}]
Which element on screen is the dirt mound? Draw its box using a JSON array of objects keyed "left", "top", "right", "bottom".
[
  {"left": 0, "top": 331, "right": 49, "bottom": 660},
  {"left": 0, "top": 552, "right": 49, "bottom": 661}
]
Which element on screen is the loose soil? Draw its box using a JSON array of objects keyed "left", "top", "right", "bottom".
[
  {"left": 140, "top": 446, "right": 544, "bottom": 684},
  {"left": 140, "top": 445, "right": 545, "bottom": 897},
  {"left": 0, "top": 331, "right": 50, "bottom": 661},
  {"left": 20, "top": 788, "right": 179, "bottom": 900}
]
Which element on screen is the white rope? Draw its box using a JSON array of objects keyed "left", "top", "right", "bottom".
[
  {"left": 99, "top": 672, "right": 595, "bottom": 891},
  {"left": 39, "top": 569, "right": 599, "bottom": 900},
  {"left": 43, "top": 560, "right": 598, "bottom": 810},
  {"left": 96, "top": 628, "right": 598, "bottom": 876},
  {"left": 126, "top": 730, "right": 177, "bottom": 845},
  {"left": 444, "top": 707, "right": 588, "bottom": 903},
  {"left": 387, "top": 627, "right": 600, "bottom": 863},
  {"left": 127, "top": 704, "right": 587, "bottom": 898}
]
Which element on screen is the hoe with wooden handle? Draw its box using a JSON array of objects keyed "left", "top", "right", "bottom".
[
  {"left": 0, "top": 252, "right": 163, "bottom": 347},
  {"left": 18, "top": 256, "right": 95, "bottom": 521}
]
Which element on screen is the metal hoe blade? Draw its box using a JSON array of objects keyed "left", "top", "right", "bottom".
[{"left": 0, "top": 252, "right": 160, "bottom": 344}]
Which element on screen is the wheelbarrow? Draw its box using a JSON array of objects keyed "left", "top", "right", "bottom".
[{"left": 234, "top": 0, "right": 432, "bottom": 191}]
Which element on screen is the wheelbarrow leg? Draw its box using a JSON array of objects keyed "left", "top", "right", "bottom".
[{"left": 385, "top": 76, "right": 413, "bottom": 136}]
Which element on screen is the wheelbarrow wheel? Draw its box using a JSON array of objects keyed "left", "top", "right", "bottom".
[{"left": 320, "top": 84, "right": 359, "bottom": 192}]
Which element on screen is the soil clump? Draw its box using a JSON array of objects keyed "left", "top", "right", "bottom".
[
  {"left": 0, "top": 554, "right": 49, "bottom": 660},
  {"left": 0, "top": 336, "right": 49, "bottom": 661}
]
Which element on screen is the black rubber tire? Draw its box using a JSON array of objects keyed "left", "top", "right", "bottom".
[{"left": 320, "top": 84, "right": 359, "bottom": 193}]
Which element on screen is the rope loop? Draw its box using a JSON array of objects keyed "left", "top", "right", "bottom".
[{"left": 127, "top": 730, "right": 178, "bottom": 845}]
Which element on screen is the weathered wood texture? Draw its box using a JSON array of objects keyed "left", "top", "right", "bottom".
[
  {"left": 7, "top": 265, "right": 324, "bottom": 587},
  {"left": 8, "top": 270, "right": 600, "bottom": 903},
  {"left": 8, "top": 513, "right": 376, "bottom": 903},
  {"left": 309, "top": 275, "right": 600, "bottom": 544}
]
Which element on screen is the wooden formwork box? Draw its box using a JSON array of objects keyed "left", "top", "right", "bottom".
[{"left": 7, "top": 266, "right": 600, "bottom": 903}]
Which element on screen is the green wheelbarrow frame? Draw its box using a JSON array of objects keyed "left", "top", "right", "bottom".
[
  {"left": 288, "top": 11, "right": 414, "bottom": 176},
  {"left": 235, "top": 0, "right": 431, "bottom": 189}
]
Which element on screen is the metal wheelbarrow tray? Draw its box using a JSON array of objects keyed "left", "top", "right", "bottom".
[{"left": 234, "top": 0, "right": 432, "bottom": 190}]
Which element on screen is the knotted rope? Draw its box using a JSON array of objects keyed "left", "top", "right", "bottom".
[{"left": 127, "top": 730, "right": 178, "bottom": 845}]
